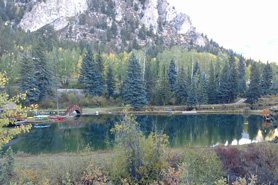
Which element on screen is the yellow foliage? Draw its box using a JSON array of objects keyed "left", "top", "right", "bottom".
[{"left": 0, "top": 73, "right": 34, "bottom": 149}]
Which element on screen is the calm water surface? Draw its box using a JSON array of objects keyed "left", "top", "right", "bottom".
[{"left": 6, "top": 114, "right": 278, "bottom": 154}]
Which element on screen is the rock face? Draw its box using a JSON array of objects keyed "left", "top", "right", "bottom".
[
  {"left": 20, "top": 0, "right": 88, "bottom": 32},
  {"left": 19, "top": 0, "right": 205, "bottom": 47}
]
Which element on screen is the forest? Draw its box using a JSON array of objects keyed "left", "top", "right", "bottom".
[{"left": 0, "top": 19, "right": 277, "bottom": 110}]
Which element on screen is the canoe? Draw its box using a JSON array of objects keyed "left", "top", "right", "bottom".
[
  {"left": 49, "top": 116, "right": 65, "bottom": 120},
  {"left": 33, "top": 124, "right": 51, "bottom": 128},
  {"left": 27, "top": 117, "right": 33, "bottom": 119},
  {"left": 34, "top": 115, "right": 50, "bottom": 119}
]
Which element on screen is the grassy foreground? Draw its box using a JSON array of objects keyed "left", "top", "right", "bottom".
[{"left": 5, "top": 142, "right": 278, "bottom": 184}]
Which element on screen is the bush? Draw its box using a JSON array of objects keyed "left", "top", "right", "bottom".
[
  {"left": 39, "top": 96, "right": 55, "bottom": 109},
  {"left": 178, "top": 149, "right": 224, "bottom": 185},
  {"left": 110, "top": 113, "right": 169, "bottom": 184},
  {"left": 0, "top": 147, "right": 15, "bottom": 184}
]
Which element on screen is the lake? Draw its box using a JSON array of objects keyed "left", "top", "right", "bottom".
[{"left": 5, "top": 114, "right": 278, "bottom": 154}]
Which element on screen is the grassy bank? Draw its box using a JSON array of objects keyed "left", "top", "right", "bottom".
[{"left": 9, "top": 142, "right": 278, "bottom": 184}]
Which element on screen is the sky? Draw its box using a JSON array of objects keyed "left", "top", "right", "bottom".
[{"left": 171, "top": 0, "right": 278, "bottom": 63}]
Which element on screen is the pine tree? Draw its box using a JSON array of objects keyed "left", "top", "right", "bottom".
[
  {"left": 246, "top": 63, "right": 261, "bottom": 104},
  {"left": 238, "top": 55, "right": 246, "bottom": 96},
  {"left": 187, "top": 76, "right": 198, "bottom": 108},
  {"left": 122, "top": 53, "right": 148, "bottom": 110},
  {"left": 96, "top": 49, "right": 105, "bottom": 91},
  {"left": 261, "top": 62, "right": 273, "bottom": 95},
  {"left": 193, "top": 60, "right": 201, "bottom": 77},
  {"left": 79, "top": 44, "right": 102, "bottom": 96},
  {"left": 228, "top": 59, "right": 238, "bottom": 103},
  {"left": 144, "top": 60, "right": 154, "bottom": 102},
  {"left": 218, "top": 61, "right": 230, "bottom": 103},
  {"left": 168, "top": 58, "right": 177, "bottom": 92},
  {"left": 32, "top": 36, "right": 52, "bottom": 101},
  {"left": 207, "top": 62, "right": 217, "bottom": 104},
  {"left": 197, "top": 73, "right": 208, "bottom": 107},
  {"left": 111, "top": 21, "right": 118, "bottom": 36},
  {"left": 174, "top": 66, "right": 187, "bottom": 105},
  {"left": 18, "top": 50, "right": 39, "bottom": 104},
  {"left": 106, "top": 63, "right": 115, "bottom": 99}
]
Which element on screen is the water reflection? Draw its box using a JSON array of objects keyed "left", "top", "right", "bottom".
[{"left": 5, "top": 114, "right": 278, "bottom": 154}]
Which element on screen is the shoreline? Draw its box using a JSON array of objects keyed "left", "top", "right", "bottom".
[{"left": 36, "top": 107, "right": 264, "bottom": 117}]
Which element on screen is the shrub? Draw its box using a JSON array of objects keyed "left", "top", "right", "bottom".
[
  {"left": 178, "top": 149, "right": 224, "bottom": 185},
  {"left": 215, "top": 147, "right": 244, "bottom": 175},
  {"left": 0, "top": 147, "right": 15, "bottom": 184},
  {"left": 39, "top": 97, "right": 55, "bottom": 109},
  {"left": 110, "top": 113, "right": 169, "bottom": 184}
]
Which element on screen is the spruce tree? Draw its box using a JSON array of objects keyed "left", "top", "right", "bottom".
[
  {"left": 32, "top": 36, "right": 52, "bottom": 101},
  {"left": 261, "top": 62, "right": 273, "bottom": 95},
  {"left": 246, "top": 63, "right": 261, "bottom": 104},
  {"left": 218, "top": 61, "right": 230, "bottom": 103},
  {"left": 168, "top": 58, "right": 177, "bottom": 92},
  {"left": 238, "top": 55, "right": 246, "bottom": 96},
  {"left": 79, "top": 44, "right": 102, "bottom": 96},
  {"left": 96, "top": 49, "right": 105, "bottom": 92},
  {"left": 187, "top": 76, "right": 198, "bottom": 108},
  {"left": 122, "top": 53, "right": 148, "bottom": 110},
  {"left": 19, "top": 50, "right": 39, "bottom": 104},
  {"left": 197, "top": 73, "right": 208, "bottom": 107},
  {"left": 174, "top": 66, "right": 187, "bottom": 105},
  {"left": 207, "top": 62, "right": 217, "bottom": 104},
  {"left": 193, "top": 60, "right": 201, "bottom": 77},
  {"left": 144, "top": 60, "right": 154, "bottom": 102},
  {"left": 106, "top": 63, "right": 115, "bottom": 99},
  {"left": 228, "top": 59, "right": 238, "bottom": 103}
]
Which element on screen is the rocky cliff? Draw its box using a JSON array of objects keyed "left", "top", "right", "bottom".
[{"left": 19, "top": 0, "right": 206, "bottom": 48}]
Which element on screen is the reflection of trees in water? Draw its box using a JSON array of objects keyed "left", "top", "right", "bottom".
[
  {"left": 9, "top": 114, "right": 274, "bottom": 154},
  {"left": 247, "top": 115, "right": 261, "bottom": 140}
]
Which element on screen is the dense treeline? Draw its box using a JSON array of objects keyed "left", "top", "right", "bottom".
[{"left": 0, "top": 23, "right": 277, "bottom": 109}]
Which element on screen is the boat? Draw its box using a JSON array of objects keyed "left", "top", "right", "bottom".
[
  {"left": 33, "top": 124, "right": 51, "bottom": 128},
  {"left": 49, "top": 116, "right": 65, "bottom": 120},
  {"left": 34, "top": 115, "right": 50, "bottom": 119}
]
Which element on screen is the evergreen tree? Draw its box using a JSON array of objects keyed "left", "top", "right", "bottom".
[
  {"left": 227, "top": 59, "right": 238, "bottom": 103},
  {"left": 228, "top": 52, "right": 236, "bottom": 67},
  {"left": 186, "top": 66, "right": 192, "bottom": 87},
  {"left": 260, "top": 62, "right": 273, "bottom": 95},
  {"left": 111, "top": 21, "right": 118, "bottom": 36},
  {"left": 144, "top": 60, "right": 155, "bottom": 102},
  {"left": 193, "top": 60, "right": 201, "bottom": 77},
  {"left": 122, "top": 53, "right": 148, "bottom": 110},
  {"left": 157, "top": 65, "right": 171, "bottom": 105},
  {"left": 168, "top": 58, "right": 177, "bottom": 92},
  {"left": 32, "top": 36, "right": 52, "bottom": 101},
  {"left": 96, "top": 49, "right": 105, "bottom": 92},
  {"left": 207, "top": 62, "right": 217, "bottom": 104},
  {"left": 197, "top": 73, "right": 208, "bottom": 107},
  {"left": 18, "top": 50, "right": 39, "bottom": 104},
  {"left": 106, "top": 63, "right": 115, "bottom": 99},
  {"left": 78, "top": 44, "right": 102, "bottom": 96},
  {"left": 246, "top": 63, "right": 261, "bottom": 104},
  {"left": 187, "top": 77, "right": 198, "bottom": 108},
  {"left": 174, "top": 66, "right": 187, "bottom": 105},
  {"left": 238, "top": 55, "right": 246, "bottom": 96},
  {"left": 218, "top": 61, "right": 230, "bottom": 103},
  {"left": 138, "top": 24, "right": 146, "bottom": 40}
]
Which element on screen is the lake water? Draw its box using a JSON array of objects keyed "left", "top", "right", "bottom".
[{"left": 5, "top": 114, "right": 278, "bottom": 154}]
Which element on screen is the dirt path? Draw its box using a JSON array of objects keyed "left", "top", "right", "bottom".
[{"left": 231, "top": 98, "right": 247, "bottom": 105}]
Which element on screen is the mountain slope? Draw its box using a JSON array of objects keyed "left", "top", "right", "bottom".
[{"left": 18, "top": 0, "right": 205, "bottom": 48}]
